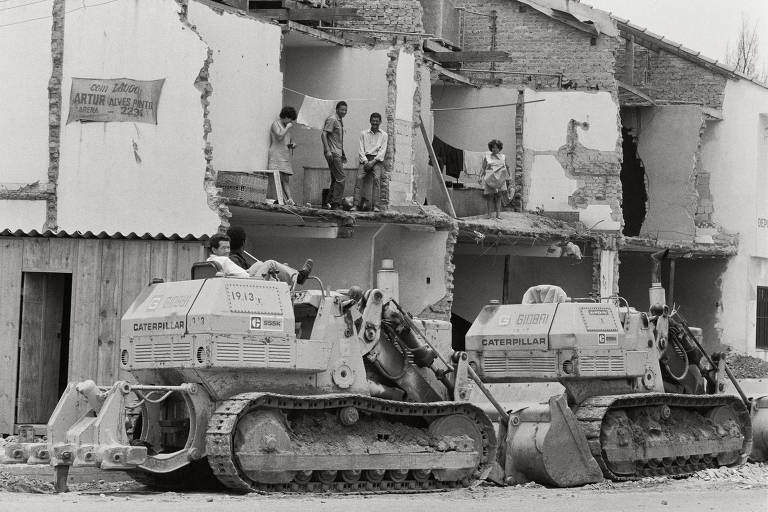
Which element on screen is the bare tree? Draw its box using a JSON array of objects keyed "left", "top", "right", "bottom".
[{"left": 725, "top": 13, "right": 768, "bottom": 82}]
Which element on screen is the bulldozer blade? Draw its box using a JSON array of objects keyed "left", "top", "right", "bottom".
[
  {"left": 750, "top": 395, "right": 768, "bottom": 462},
  {"left": 503, "top": 394, "right": 603, "bottom": 487}
]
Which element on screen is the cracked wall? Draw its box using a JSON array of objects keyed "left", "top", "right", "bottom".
[
  {"left": 627, "top": 105, "right": 703, "bottom": 242},
  {"left": 523, "top": 88, "right": 623, "bottom": 231},
  {"left": 8, "top": 0, "right": 283, "bottom": 237}
]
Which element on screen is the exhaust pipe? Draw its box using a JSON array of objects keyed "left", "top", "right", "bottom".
[{"left": 649, "top": 249, "right": 669, "bottom": 308}]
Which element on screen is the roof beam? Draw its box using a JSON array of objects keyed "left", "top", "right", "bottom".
[
  {"left": 427, "top": 51, "right": 510, "bottom": 63},
  {"left": 618, "top": 24, "right": 737, "bottom": 79},
  {"left": 253, "top": 7, "right": 359, "bottom": 21},
  {"left": 617, "top": 80, "right": 656, "bottom": 105}
]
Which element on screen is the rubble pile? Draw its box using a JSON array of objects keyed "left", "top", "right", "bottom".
[
  {"left": 690, "top": 463, "right": 768, "bottom": 486},
  {"left": 725, "top": 353, "right": 768, "bottom": 379},
  {"left": 0, "top": 472, "right": 54, "bottom": 493}
]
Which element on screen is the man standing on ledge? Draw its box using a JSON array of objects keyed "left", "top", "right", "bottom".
[
  {"left": 352, "top": 112, "right": 387, "bottom": 212},
  {"left": 321, "top": 101, "right": 347, "bottom": 209}
]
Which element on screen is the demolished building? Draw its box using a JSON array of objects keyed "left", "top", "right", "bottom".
[{"left": 0, "top": 0, "right": 766, "bottom": 439}]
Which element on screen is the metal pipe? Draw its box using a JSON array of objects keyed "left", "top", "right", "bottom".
[
  {"left": 370, "top": 224, "right": 386, "bottom": 290},
  {"left": 431, "top": 99, "right": 545, "bottom": 112},
  {"left": 322, "top": 27, "right": 435, "bottom": 37},
  {"left": 459, "top": 69, "right": 563, "bottom": 77},
  {"left": 129, "top": 384, "right": 191, "bottom": 391}
]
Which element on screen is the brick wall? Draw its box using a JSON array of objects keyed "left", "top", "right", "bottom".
[
  {"left": 452, "top": 0, "right": 620, "bottom": 92},
  {"left": 335, "top": 0, "right": 424, "bottom": 39},
  {"left": 616, "top": 42, "right": 727, "bottom": 109}
]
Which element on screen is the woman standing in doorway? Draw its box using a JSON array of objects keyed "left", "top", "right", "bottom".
[
  {"left": 268, "top": 106, "right": 298, "bottom": 206},
  {"left": 478, "top": 139, "right": 512, "bottom": 219}
]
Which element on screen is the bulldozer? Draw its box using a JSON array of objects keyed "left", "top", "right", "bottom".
[
  {"left": 38, "top": 266, "right": 499, "bottom": 492},
  {"left": 460, "top": 250, "right": 755, "bottom": 486},
  {"left": 4, "top": 251, "right": 761, "bottom": 491}
]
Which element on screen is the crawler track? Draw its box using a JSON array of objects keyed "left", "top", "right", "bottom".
[
  {"left": 574, "top": 393, "right": 752, "bottom": 481},
  {"left": 205, "top": 393, "right": 497, "bottom": 492}
]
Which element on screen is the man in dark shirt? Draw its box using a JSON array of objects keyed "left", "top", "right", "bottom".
[
  {"left": 225, "top": 226, "right": 314, "bottom": 284},
  {"left": 227, "top": 226, "right": 250, "bottom": 269}
]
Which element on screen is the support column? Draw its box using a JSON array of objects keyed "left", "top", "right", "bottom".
[{"left": 599, "top": 248, "right": 618, "bottom": 297}]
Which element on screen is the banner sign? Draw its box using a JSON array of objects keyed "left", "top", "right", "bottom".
[{"left": 67, "top": 77, "right": 165, "bottom": 124}]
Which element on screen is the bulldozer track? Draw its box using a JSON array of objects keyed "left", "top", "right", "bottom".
[
  {"left": 574, "top": 393, "right": 753, "bottom": 481},
  {"left": 204, "top": 392, "right": 497, "bottom": 493}
]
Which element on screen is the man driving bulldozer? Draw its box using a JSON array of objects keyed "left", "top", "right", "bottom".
[{"left": 207, "top": 233, "right": 313, "bottom": 285}]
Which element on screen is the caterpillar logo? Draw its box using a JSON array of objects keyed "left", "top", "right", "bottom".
[
  {"left": 598, "top": 333, "right": 619, "bottom": 345},
  {"left": 250, "top": 315, "right": 284, "bottom": 331}
]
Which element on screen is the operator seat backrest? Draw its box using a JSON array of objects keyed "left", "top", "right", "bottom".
[
  {"left": 191, "top": 260, "right": 223, "bottom": 280},
  {"left": 522, "top": 284, "right": 568, "bottom": 304}
]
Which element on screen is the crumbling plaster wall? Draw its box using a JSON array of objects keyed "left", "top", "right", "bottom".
[
  {"left": 0, "top": 0, "right": 56, "bottom": 231},
  {"left": 630, "top": 105, "right": 703, "bottom": 241},
  {"left": 700, "top": 79, "right": 768, "bottom": 356},
  {"left": 452, "top": 0, "right": 619, "bottom": 91},
  {"left": 523, "top": 89, "right": 622, "bottom": 231},
  {"left": 54, "top": 0, "right": 280, "bottom": 236}
]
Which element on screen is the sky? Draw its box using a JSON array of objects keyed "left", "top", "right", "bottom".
[{"left": 583, "top": 0, "right": 768, "bottom": 67}]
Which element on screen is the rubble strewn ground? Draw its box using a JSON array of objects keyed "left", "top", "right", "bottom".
[
  {"left": 1, "top": 463, "right": 765, "bottom": 495},
  {"left": 725, "top": 353, "right": 768, "bottom": 379}
]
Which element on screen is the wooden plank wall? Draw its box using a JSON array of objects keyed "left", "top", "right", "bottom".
[
  {"left": 0, "top": 239, "right": 23, "bottom": 434},
  {"left": 0, "top": 237, "right": 206, "bottom": 434}
]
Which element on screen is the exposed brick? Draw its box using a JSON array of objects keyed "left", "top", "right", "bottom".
[
  {"left": 616, "top": 43, "right": 727, "bottom": 108},
  {"left": 336, "top": 0, "right": 424, "bottom": 44},
  {"left": 452, "top": 0, "right": 620, "bottom": 93}
]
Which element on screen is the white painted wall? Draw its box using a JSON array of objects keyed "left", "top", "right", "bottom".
[
  {"left": 0, "top": 201, "right": 47, "bottom": 232},
  {"left": 524, "top": 89, "right": 618, "bottom": 152},
  {"left": 0, "top": 1, "right": 53, "bottom": 230},
  {"left": 0, "top": 1, "right": 52, "bottom": 185},
  {"left": 188, "top": 1, "right": 283, "bottom": 172},
  {"left": 391, "top": 49, "right": 418, "bottom": 205},
  {"left": 394, "top": 50, "right": 416, "bottom": 122},
  {"left": 701, "top": 79, "right": 768, "bottom": 356},
  {"left": 47, "top": 0, "right": 280, "bottom": 237}
]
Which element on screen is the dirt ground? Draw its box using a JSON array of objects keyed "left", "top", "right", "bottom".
[{"left": 0, "top": 463, "right": 765, "bottom": 512}]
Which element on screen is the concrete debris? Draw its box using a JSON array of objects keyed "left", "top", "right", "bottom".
[
  {"left": 725, "top": 353, "right": 768, "bottom": 379},
  {"left": 689, "top": 463, "right": 768, "bottom": 486}
]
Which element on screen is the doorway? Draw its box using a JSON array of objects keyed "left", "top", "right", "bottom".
[{"left": 15, "top": 272, "right": 72, "bottom": 426}]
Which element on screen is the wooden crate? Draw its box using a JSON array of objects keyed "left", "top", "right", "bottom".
[{"left": 216, "top": 171, "right": 271, "bottom": 203}]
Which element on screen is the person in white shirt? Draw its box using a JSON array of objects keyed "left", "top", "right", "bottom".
[
  {"left": 206, "top": 234, "right": 312, "bottom": 284},
  {"left": 351, "top": 112, "right": 387, "bottom": 212}
]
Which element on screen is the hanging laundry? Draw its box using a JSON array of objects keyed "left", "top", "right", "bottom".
[
  {"left": 431, "top": 136, "right": 463, "bottom": 179},
  {"left": 462, "top": 150, "right": 485, "bottom": 176},
  {"left": 296, "top": 95, "right": 337, "bottom": 130}
]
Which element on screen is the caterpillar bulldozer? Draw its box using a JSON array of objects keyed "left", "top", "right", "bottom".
[
  {"left": 39, "top": 268, "right": 499, "bottom": 493},
  {"left": 4, "top": 250, "right": 761, "bottom": 491},
  {"left": 461, "top": 250, "right": 756, "bottom": 486}
]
